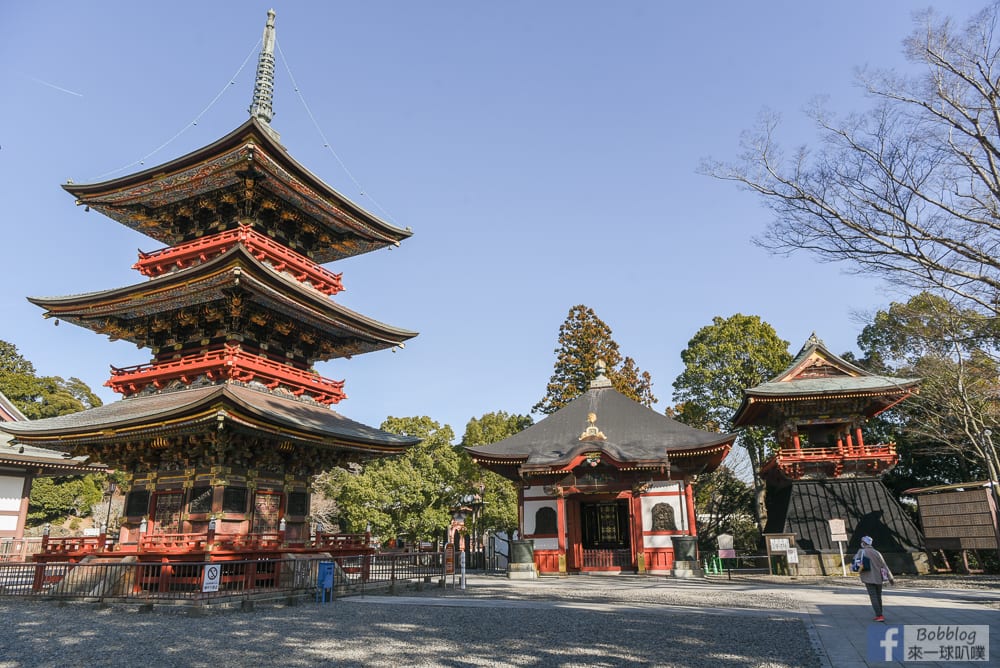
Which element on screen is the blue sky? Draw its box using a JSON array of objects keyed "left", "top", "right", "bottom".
[{"left": 0, "top": 1, "right": 986, "bottom": 441}]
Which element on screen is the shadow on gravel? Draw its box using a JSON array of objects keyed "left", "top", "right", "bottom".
[{"left": 0, "top": 595, "right": 818, "bottom": 668}]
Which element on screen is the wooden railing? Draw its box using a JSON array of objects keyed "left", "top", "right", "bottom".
[
  {"left": 134, "top": 224, "right": 345, "bottom": 295},
  {"left": 107, "top": 343, "right": 346, "bottom": 404},
  {"left": 0, "top": 538, "right": 43, "bottom": 563}
]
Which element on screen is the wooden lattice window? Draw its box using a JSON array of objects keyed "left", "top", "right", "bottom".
[
  {"left": 124, "top": 490, "right": 150, "bottom": 517},
  {"left": 223, "top": 487, "right": 247, "bottom": 513},
  {"left": 188, "top": 486, "right": 213, "bottom": 515},
  {"left": 287, "top": 491, "right": 308, "bottom": 516}
]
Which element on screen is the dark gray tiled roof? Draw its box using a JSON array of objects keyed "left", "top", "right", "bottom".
[
  {"left": 467, "top": 386, "right": 734, "bottom": 468},
  {"left": 745, "top": 335, "right": 919, "bottom": 397}
]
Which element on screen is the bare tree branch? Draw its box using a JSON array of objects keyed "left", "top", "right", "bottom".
[{"left": 704, "top": 4, "right": 1000, "bottom": 315}]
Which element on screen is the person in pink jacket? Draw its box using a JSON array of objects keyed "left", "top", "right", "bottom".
[{"left": 856, "top": 535, "right": 896, "bottom": 621}]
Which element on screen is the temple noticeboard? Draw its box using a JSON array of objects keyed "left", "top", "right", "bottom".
[{"left": 906, "top": 482, "right": 1000, "bottom": 552}]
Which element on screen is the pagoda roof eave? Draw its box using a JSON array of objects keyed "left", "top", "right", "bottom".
[
  {"left": 0, "top": 384, "right": 419, "bottom": 453},
  {"left": 27, "top": 244, "right": 417, "bottom": 354},
  {"left": 62, "top": 118, "right": 412, "bottom": 260}
]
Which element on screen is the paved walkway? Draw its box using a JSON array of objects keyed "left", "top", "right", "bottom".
[
  {"left": 784, "top": 577, "right": 997, "bottom": 666},
  {"left": 348, "top": 574, "right": 998, "bottom": 667}
]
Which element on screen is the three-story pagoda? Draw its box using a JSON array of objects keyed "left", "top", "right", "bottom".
[{"left": 1, "top": 10, "right": 418, "bottom": 559}]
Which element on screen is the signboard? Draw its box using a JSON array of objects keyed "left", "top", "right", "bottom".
[
  {"left": 829, "top": 518, "right": 848, "bottom": 542},
  {"left": 769, "top": 538, "right": 790, "bottom": 552},
  {"left": 202, "top": 564, "right": 221, "bottom": 593},
  {"left": 786, "top": 548, "right": 799, "bottom": 564},
  {"left": 445, "top": 543, "right": 454, "bottom": 574},
  {"left": 317, "top": 562, "right": 334, "bottom": 590},
  {"left": 717, "top": 533, "right": 736, "bottom": 559}
]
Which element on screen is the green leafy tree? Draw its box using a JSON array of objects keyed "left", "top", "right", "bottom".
[
  {"left": 327, "top": 417, "right": 460, "bottom": 545},
  {"left": 672, "top": 314, "right": 792, "bottom": 532},
  {"left": 27, "top": 476, "right": 104, "bottom": 525},
  {"left": 705, "top": 4, "right": 1000, "bottom": 317},
  {"left": 459, "top": 411, "right": 533, "bottom": 553},
  {"left": 855, "top": 293, "right": 1000, "bottom": 490},
  {"left": 693, "top": 467, "right": 758, "bottom": 552},
  {"left": 0, "top": 339, "right": 102, "bottom": 419},
  {"left": 533, "top": 305, "right": 656, "bottom": 414},
  {"left": 1, "top": 339, "right": 106, "bottom": 529}
]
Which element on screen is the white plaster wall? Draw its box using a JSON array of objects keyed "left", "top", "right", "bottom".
[
  {"left": 523, "top": 498, "right": 557, "bottom": 535},
  {"left": 531, "top": 537, "right": 559, "bottom": 550},
  {"left": 0, "top": 475, "right": 23, "bottom": 512},
  {"left": 645, "top": 534, "right": 676, "bottom": 548}
]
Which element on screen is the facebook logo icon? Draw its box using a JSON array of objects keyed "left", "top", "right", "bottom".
[{"left": 868, "top": 625, "right": 904, "bottom": 662}]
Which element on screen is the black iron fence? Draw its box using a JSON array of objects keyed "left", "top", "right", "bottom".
[{"left": 0, "top": 552, "right": 445, "bottom": 604}]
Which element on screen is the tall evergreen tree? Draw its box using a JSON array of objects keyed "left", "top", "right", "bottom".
[
  {"left": 672, "top": 314, "right": 791, "bottom": 532},
  {"left": 533, "top": 305, "right": 656, "bottom": 414}
]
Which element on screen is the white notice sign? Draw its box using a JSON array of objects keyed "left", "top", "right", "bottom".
[
  {"left": 202, "top": 564, "right": 221, "bottom": 593},
  {"left": 786, "top": 548, "right": 799, "bottom": 564},
  {"left": 829, "top": 518, "right": 848, "bottom": 542},
  {"left": 769, "top": 538, "right": 790, "bottom": 552}
]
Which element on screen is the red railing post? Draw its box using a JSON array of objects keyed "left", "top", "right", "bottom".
[{"left": 158, "top": 558, "right": 172, "bottom": 593}]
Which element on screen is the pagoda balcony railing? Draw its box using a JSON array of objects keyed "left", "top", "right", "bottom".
[
  {"left": 133, "top": 224, "right": 344, "bottom": 295},
  {"left": 107, "top": 344, "right": 346, "bottom": 405},
  {"left": 761, "top": 443, "right": 898, "bottom": 480}
]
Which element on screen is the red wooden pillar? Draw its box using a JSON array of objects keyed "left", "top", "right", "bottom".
[
  {"left": 855, "top": 427, "right": 865, "bottom": 450},
  {"left": 566, "top": 499, "right": 582, "bottom": 571},
  {"left": 630, "top": 493, "right": 645, "bottom": 572},
  {"left": 556, "top": 494, "right": 567, "bottom": 573}
]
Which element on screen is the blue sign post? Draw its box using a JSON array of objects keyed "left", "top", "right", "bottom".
[{"left": 316, "top": 561, "right": 335, "bottom": 604}]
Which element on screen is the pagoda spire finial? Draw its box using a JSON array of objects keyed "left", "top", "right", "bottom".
[{"left": 249, "top": 9, "right": 277, "bottom": 125}]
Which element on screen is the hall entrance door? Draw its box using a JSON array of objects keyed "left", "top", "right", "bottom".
[
  {"left": 251, "top": 492, "right": 281, "bottom": 534},
  {"left": 150, "top": 492, "right": 183, "bottom": 534},
  {"left": 579, "top": 499, "right": 632, "bottom": 570}
]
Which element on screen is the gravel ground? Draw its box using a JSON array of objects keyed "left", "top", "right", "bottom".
[{"left": 0, "top": 576, "right": 819, "bottom": 668}]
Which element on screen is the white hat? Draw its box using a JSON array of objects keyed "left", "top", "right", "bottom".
[{"left": 861, "top": 536, "right": 873, "bottom": 546}]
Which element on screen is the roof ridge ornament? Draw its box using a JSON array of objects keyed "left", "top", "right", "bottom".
[
  {"left": 589, "top": 359, "right": 612, "bottom": 389},
  {"left": 249, "top": 9, "right": 278, "bottom": 129},
  {"left": 580, "top": 412, "right": 606, "bottom": 442}
]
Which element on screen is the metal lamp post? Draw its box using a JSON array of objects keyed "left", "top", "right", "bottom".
[{"left": 103, "top": 480, "right": 117, "bottom": 532}]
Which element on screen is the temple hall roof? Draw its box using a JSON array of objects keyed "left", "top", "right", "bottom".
[
  {"left": 0, "top": 390, "right": 106, "bottom": 473},
  {"left": 467, "top": 379, "right": 734, "bottom": 475}
]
